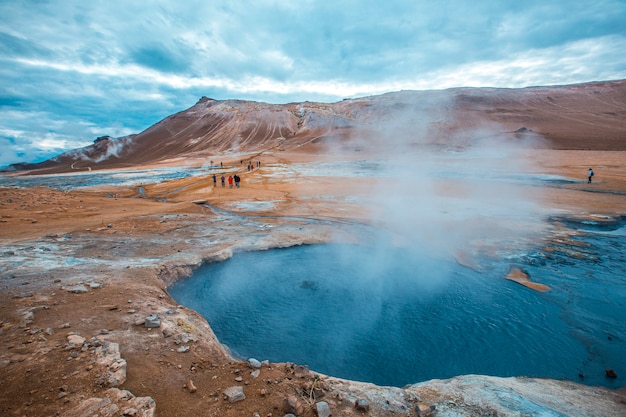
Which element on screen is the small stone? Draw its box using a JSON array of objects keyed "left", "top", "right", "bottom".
[
  {"left": 235, "top": 376, "right": 243, "bottom": 382},
  {"left": 283, "top": 395, "right": 304, "bottom": 416},
  {"left": 144, "top": 314, "right": 160, "bottom": 328},
  {"left": 177, "top": 345, "right": 190, "bottom": 353},
  {"left": 248, "top": 358, "right": 262, "bottom": 368},
  {"left": 251, "top": 369, "right": 260, "bottom": 378},
  {"left": 13, "top": 291, "right": 32, "bottom": 300},
  {"left": 67, "top": 334, "right": 86, "bottom": 348},
  {"left": 66, "top": 285, "right": 88, "bottom": 294},
  {"left": 180, "top": 333, "right": 196, "bottom": 343},
  {"left": 187, "top": 379, "right": 197, "bottom": 393},
  {"left": 416, "top": 402, "right": 436, "bottom": 416},
  {"left": 304, "top": 385, "right": 324, "bottom": 400},
  {"left": 316, "top": 401, "right": 331, "bottom": 417},
  {"left": 162, "top": 326, "right": 174, "bottom": 338},
  {"left": 355, "top": 398, "right": 369, "bottom": 412},
  {"left": 223, "top": 386, "right": 245, "bottom": 403},
  {"left": 45, "top": 327, "right": 54, "bottom": 335},
  {"left": 293, "top": 365, "right": 310, "bottom": 378},
  {"left": 605, "top": 369, "right": 618, "bottom": 378}
]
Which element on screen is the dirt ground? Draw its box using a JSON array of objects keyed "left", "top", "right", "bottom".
[{"left": 1, "top": 149, "right": 625, "bottom": 417}]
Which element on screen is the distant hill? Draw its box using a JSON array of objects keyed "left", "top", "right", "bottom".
[{"left": 10, "top": 80, "right": 626, "bottom": 174}]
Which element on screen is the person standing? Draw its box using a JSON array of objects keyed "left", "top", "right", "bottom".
[
  {"left": 221, "top": 175, "right": 225, "bottom": 187},
  {"left": 588, "top": 168, "right": 594, "bottom": 183},
  {"left": 228, "top": 175, "right": 233, "bottom": 188},
  {"left": 212, "top": 174, "right": 217, "bottom": 187},
  {"left": 234, "top": 174, "right": 240, "bottom": 188}
]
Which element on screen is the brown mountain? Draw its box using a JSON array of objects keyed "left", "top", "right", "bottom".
[{"left": 13, "top": 79, "right": 626, "bottom": 174}]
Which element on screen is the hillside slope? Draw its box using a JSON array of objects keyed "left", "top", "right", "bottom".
[{"left": 13, "top": 80, "right": 626, "bottom": 174}]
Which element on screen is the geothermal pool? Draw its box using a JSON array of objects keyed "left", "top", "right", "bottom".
[{"left": 169, "top": 219, "right": 626, "bottom": 388}]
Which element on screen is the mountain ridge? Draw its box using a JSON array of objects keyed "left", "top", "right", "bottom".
[{"left": 8, "top": 79, "right": 626, "bottom": 174}]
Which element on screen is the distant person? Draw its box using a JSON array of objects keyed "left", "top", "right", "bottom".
[
  {"left": 588, "top": 168, "right": 594, "bottom": 183},
  {"left": 221, "top": 175, "right": 225, "bottom": 187},
  {"left": 212, "top": 174, "right": 217, "bottom": 187},
  {"left": 220, "top": 162, "right": 223, "bottom": 168},
  {"left": 234, "top": 174, "right": 240, "bottom": 188},
  {"left": 228, "top": 175, "right": 233, "bottom": 188}
]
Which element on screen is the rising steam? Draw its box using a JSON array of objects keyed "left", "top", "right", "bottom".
[{"left": 328, "top": 94, "right": 548, "bottom": 286}]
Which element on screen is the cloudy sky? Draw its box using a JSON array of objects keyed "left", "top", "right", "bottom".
[{"left": 1, "top": 0, "right": 625, "bottom": 167}]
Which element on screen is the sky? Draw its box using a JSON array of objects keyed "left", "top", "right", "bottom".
[{"left": 1, "top": 0, "right": 625, "bottom": 167}]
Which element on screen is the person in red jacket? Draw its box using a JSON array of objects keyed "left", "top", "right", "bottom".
[{"left": 228, "top": 176, "right": 233, "bottom": 188}]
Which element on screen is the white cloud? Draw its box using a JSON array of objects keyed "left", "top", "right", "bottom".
[{"left": 1, "top": 0, "right": 625, "bottom": 166}]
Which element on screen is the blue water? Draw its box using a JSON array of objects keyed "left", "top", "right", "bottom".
[
  {"left": 169, "top": 225, "right": 626, "bottom": 388},
  {"left": 0, "top": 167, "right": 216, "bottom": 190}
]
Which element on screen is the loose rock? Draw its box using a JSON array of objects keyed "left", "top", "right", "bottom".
[
  {"left": 293, "top": 365, "right": 310, "bottom": 378},
  {"left": 416, "top": 402, "right": 436, "bottom": 416},
  {"left": 355, "top": 398, "right": 370, "bottom": 412},
  {"left": 144, "top": 314, "right": 160, "bottom": 328},
  {"left": 316, "top": 401, "right": 331, "bottom": 417},
  {"left": 64, "top": 285, "right": 89, "bottom": 294},
  {"left": 94, "top": 341, "right": 127, "bottom": 387},
  {"left": 67, "top": 334, "right": 86, "bottom": 349},
  {"left": 283, "top": 395, "right": 304, "bottom": 416},
  {"left": 223, "top": 386, "right": 245, "bottom": 403},
  {"left": 248, "top": 358, "right": 262, "bottom": 368},
  {"left": 186, "top": 379, "right": 197, "bottom": 393}
]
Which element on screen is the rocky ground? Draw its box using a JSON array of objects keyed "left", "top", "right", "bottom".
[{"left": 1, "top": 149, "right": 625, "bottom": 417}]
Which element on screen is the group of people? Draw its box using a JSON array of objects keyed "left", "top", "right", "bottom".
[
  {"left": 212, "top": 173, "right": 241, "bottom": 188},
  {"left": 208, "top": 159, "right": 263, "bottom": 189}
]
